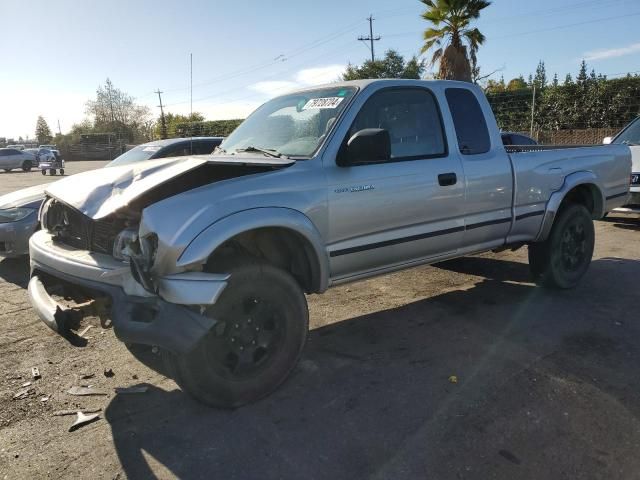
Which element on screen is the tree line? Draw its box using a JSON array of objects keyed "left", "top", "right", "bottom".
[{"left": 486, "top": 61, "right": 640, "bottom": 133}]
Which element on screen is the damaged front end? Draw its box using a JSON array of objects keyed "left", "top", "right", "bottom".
[{"left": 30, "top": 156, "right": 292, "bottom": 353}]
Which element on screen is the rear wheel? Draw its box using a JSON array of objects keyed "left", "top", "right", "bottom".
[
  {"left": 60, "top": 169, "right": 64, "bottom": 175},
  {"left": 22, "top": 160, "right": 32, "bottom": 172},
  {"left": 164, "top": 261, "right": 309, "bottom": 408},
  {"left": 41, "top": 169, "right": 46, "bottom": 175},
  {"left": 528, "top": 203, "right": 595, "bottom": 289}
]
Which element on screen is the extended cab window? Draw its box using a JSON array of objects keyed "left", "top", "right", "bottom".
[
  {"left": 445, "top": 88, "right": 491, "bottom": 155},
  {"left": 348, "top": 88, "right": 446, "bottom": 161}
]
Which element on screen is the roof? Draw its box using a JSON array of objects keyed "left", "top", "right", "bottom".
[{"left": 274, "top": 78, "right": 475, "bottom": 93}]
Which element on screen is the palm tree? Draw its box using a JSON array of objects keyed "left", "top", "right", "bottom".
[{"left": 419, "top": 0, "right": 491, "bottom": 82}]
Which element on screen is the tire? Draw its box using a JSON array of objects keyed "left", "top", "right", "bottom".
[
  {"left": 41, "top": 170, "right": 46, "bottom": 175},
  {"left": 22, "top": 160, "right": 32, "bottom": 172},
  {"left": 528, "top": 203, "right": 595, "bottom": 289},
  {"left": 49, "top": 169, "right": 56, "bottom": 175},
  {"left": 60, "top": 169, "right": 65, "bottom": 175},
  {"left": 164, "top": 261, "right": 309, "bottom": 408}
]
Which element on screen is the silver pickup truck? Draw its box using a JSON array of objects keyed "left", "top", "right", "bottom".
[{"left": 27, "top": 79, "right": 631, "bottom": 407}]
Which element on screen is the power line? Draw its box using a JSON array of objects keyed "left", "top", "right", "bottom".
[
  {"left": 358, "top": 15, "right": 381, "bottom": 62},
  {"left": 158, "top": 19, "right": 365, "bottom": 96}
]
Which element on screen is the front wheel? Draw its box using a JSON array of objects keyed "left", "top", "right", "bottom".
[
  {"left": 59, "top": 169, "right": 64, "bottom": 175},
  {"left": 41, "top": 169, "right": 46, "bottom": 175},
  {"left": 528, "top": 203, "right": 595, "bottom": 289},
  {"left": 164, "top": 261, "right": 309, "bottom": 408},
  {"left": 22, "top": 160, "right": 32, "bottom": 172}
]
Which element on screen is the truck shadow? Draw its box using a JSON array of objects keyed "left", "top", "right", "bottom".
[
  {"left": 104, "top": 256, "right": 640, "bottom": 479},
  {"left": 602, "top": 214, "right": 640, "bottom": 231}
]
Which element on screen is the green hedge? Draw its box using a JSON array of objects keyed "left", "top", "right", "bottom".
[{"left": 173, "top": 119, "right": 243, "bottom": 138}]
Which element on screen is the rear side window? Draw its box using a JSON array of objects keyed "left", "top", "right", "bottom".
[{"left": 445, "top": 88, "right": 491, "bottom": 155}]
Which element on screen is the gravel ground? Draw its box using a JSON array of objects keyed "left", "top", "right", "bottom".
[{"left": 0, "top": 162, "right": 639, "bottom": 479}]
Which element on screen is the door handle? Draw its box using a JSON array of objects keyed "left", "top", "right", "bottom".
[{"left": 438, "top": 172, "right": 457, "bottom": 186}]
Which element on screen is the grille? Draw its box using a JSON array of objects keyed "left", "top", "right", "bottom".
[{"left": 46, "top": 201, "right": 123, "bottom": 254}]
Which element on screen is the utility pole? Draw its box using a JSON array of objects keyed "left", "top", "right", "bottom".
[
  {"left": 57, "top": 119, "right": 62, "bottom": 136},
  {"left": 358, "top": 15, "right": 381, "bottom": 62},
  {"left": 156, "top": 89, "right": 167, "bottom": 140},
  {"left": 530, "top": 83, "right": 536, "bottom": 138}
]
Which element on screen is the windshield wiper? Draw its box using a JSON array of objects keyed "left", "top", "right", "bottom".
[{"left": 234, "top": 146, "right": 287, "bottom": 158}]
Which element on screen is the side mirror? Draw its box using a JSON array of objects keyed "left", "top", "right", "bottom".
[
  {"left": 603, "top": 136, "right": 612, "bottom": 145},
  {"left": 338, "top": 128, "right": 391, "bottom": 166}
]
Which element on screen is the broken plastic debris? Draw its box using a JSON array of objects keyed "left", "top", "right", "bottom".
[
  {"left": 448, "top": 375, "right": 458, "bottom": 384},
  {"left": 67, "top": 386, "right": 108, "bottom": 396},
  {"left": 40, "top": 396, "right": 49, "bottom": 402},
  {"left": 31, "top": 367, "right": 41, "bottom": 379},
  {"left": 53, "top": 408, "right": 101, "bottom": 416},
  {"left": 21, "top": 381, "right": 32, "bottom": 387},
  {"left": 115, "top": 386, "right": 148, "bottom": 394},
  {"left": 13, "top": 388, "right": 35, "bottom": 400},
  {"left": 69, "top": 411, "right": 100, "bottom": 432},
  {"left": 79, "top": 325, "right": 93, "bottom": 337}
]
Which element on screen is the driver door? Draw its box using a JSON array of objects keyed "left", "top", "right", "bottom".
[{"left": 324, "top": 87, "right": 465, "bottom": 281}]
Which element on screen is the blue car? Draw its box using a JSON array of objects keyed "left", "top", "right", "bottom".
[{"left": 0, "top": 137, "right": 223, "bottom": 258}]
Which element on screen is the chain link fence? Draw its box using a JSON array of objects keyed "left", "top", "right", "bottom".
[{"left": 486, "top": 75, "right": 640, "bottom": 144}]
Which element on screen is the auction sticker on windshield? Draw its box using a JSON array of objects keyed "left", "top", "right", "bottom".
[{"left": 302, "top": 97, "right": 344, "bottom": 110}]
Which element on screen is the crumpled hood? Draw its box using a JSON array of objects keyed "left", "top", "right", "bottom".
[
  {"left": 0, "top": 183, "right": 48, "bottom": 209},
  {"left": 45, "top": 155, "right": 294, "bottom": 219}
]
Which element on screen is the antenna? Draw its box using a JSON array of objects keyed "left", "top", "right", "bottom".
[{"left": 190, "top": 53, "right": 193, "bottom": 152}]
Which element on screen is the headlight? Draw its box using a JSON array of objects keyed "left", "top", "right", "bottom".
[
  {"left": 112, "top": 227, "right": 139, "bottom": 262},
  {"left": 39, "top": 198, "right": 53, "bottom": 229},
  {"left": 0, "top": 207, "right": 36, "bottom": 223}
]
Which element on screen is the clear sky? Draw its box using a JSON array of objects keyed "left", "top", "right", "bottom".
[{"left": 1, "top": 0, "right": 639, "bottom": 140}]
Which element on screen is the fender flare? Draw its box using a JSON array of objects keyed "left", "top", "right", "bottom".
[
  {"left": 535, "top": 171, "right": 604, "bottom": 242},
  {"left": 176, "top": 207, "right": 330, "bottom": 292}
]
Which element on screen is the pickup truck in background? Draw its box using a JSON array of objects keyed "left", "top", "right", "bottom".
[
  {"left": 604, "top": 116, "right": 640, "bottom": 212},
  {"left": 27, "top": 79, "right": 631, "bottom": 407}
]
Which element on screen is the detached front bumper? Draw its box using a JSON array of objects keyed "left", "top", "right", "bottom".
[{"left": 28, "top": 230, "right": 229, "bottom": 354}]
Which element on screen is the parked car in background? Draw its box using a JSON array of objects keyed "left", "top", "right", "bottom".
[
  {"left": 6, "top": 144, "right": 25, "bottom": 150},
  {"left": 25, "top": 147, "right": 56, "bottom": 164},
  {"left": 0, "top": 185, "right": 48, "bottom": 257},
  {"left": 0, "top": 148, "right": 36, "bottom": 172},
  {"left": 0, "top": 137, "right": 224, "bottom": 258},
  {"left": 107, "top": 136, "right": 223, "bottom": 167},
  {"left": 500, "top": 132, "right": 537, "bottom": 146},
  {"left": 604, "top": 118, "right": 640, "bottom": 213}
]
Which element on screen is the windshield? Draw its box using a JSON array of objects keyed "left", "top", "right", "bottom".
[
  {"left": 218, "top": 86, "right": 356, "bottom": 157},
  {"left": 613, "top": 117, "right": 640, "bottom": 145},
  {"left": 107, "top": 144, "right": 162, "bottom": 167}
]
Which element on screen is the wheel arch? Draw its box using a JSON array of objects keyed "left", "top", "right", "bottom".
[
  {"left": 176, "top": 208, "right": 329, "bottom": 293},
  {"left": 536, "top": 171, "right": 604, "bottom": 242}
]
